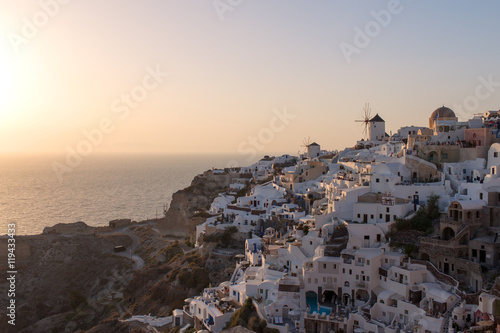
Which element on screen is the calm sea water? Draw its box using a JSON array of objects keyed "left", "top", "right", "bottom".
[{"left": 1, "top": 153, "right": 246, "bottom": 235}]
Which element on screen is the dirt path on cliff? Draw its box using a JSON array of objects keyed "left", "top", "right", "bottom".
[{"left": 100, "top": 225, "right": 147, "bottom": 270}]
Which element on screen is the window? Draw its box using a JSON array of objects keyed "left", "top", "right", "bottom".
[
  {"left": 323, "top": 264, "right": 327, "bottom": 269},
  {"left": 379, "top": 214, "right": 382, "bottom": 219},
  {"left": 386, "top": 179, "right": 389, "bottom": 182},
  {"left": 349, "top": 269, "right": 352, "bottom": 275},
  {"left": 376, "top": 178, "right": 380, "bottom": 183},
  {"left": 343, "top": 268, "right": 345, "bottom": 273},
  {"left": 333, "top": 264, "right": 336, "bottom": 269},
  {"left": 370, "top": 214, "right": 374, "bottom": 219},
  {"left": 472, "top": 249, "right": 477, "bottom": 257},
  {"left": 480, "top": 193, "right": 483, "bottom": 200},
  {"left": 386, "top": 207, "right": 390, "bottom": 213},
  {"left": 357, "top": 214, "right": 360, "bottom": 218},
  {"left": 356, "top": 275, "right": 359, "bottom": 280},
  {"left": 495, "top": 152, "right": 498, "bottom": 158},
  {"left": 367, "top": 260, "right": 370, "bottom": 265},
  {"left": 443, "top": 153, "right": 448, "bottom": 159}
]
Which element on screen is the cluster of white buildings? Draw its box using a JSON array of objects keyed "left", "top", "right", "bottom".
[{"left": 178, "top": 107, "right": 500, "bottom": 333}]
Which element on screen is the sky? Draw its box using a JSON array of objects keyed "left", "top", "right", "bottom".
[{"left": 0, "top": 0, "right": 499, "bottom": 157}]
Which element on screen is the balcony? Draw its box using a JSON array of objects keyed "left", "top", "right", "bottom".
[{"left": 356, "top": 281, "right": 367, "bottom": 289}]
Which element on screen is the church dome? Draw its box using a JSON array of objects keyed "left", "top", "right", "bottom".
[{"left": 430, "top": 106, "right": 455, "bottom": 120}]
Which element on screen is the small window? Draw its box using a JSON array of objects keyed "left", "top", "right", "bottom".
[
  {"left": 495, "top": 152, "right": 498, "bottom": 158},
  {"left": 376, "top": 178, "right": 380, "bottom": 183},
  {"left": 323, "top": 264, "right": 327, "bottom": 269},
  {"left": 386, "top": 207, "right": 390, "bottom": 213}
]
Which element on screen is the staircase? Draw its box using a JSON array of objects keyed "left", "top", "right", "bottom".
[{"left": 441, "top": 300, "right": 462, "bottom": 333}]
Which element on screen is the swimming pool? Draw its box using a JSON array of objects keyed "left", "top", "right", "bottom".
[{"left": 306, "top": 294, "right": 332, "bottom": 315}]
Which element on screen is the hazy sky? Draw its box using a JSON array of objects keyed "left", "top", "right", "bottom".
[{"left": 1, "top": 0, "right": 499, "bottom": 156}]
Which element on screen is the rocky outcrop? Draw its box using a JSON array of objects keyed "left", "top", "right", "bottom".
[
  {"left": 42, "top": 221, "right": 94, "bottom": 235},
  {"left": 158, "top": 170, "right": 243, "bottom": 237}
]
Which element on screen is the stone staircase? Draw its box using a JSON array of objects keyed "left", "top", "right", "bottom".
[
  {"left": 412, "top": 259, "right": 459, "bottom": 289},
  {"left": 441, "top": 300, "right": 462, "bottom": 333}
]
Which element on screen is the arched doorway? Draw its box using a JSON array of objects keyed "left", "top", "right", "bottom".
[
  {"left": 420, "top": 253, "right": 430, "bottom": 261},
  {"left": 355, "top": 289, "right": 369, "bottom": 303},
  {"left": 342, "top": 293, "right": 352, "bottom": 306},
  {"left": 429, "top": 151, "right": 438, "bottom": 162},
  {"left": 322, "top": 290, "right": 338, "bottom": 305},
  {"left": 442, "top": 227, "right": 455, "bottom": 241}
]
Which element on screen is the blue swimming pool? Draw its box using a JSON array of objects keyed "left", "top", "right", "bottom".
[{"left": 306, "top": 294, "right": 332, "bottom": 315}]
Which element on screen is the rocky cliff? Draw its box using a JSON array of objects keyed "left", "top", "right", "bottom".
[
  {"left": 158, "top": 170, "right": 243, "bottom": 237},
  {"left": 0, "top": 225, "right": 135, "bottom": 333}
]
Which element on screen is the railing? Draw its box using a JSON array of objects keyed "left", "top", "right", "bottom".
[{"left": 356, "top": 281, "right": 367, "bottom": 288}]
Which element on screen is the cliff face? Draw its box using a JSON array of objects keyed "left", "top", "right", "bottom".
[
  {"left": 158, "top": 170, "right": 242, "bottom": 237},
  {"left": 0, "top": 230, "right": 135, "bottom": 333}
]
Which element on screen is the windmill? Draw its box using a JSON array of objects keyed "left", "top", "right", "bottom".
[
  {"left": 355, "top": 103, "right": 372, "bottom": 140},
  {"left": 299, "top": 136, "right": 312, "bottom": 156}
]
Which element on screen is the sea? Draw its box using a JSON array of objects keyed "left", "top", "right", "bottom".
[{"left": 1, "top": 153, "right": 250, "bottom": 235}]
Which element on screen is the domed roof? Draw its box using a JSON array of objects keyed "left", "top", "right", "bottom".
[{"left": 431, "top": 106, "right": 455, "bottom": 119}]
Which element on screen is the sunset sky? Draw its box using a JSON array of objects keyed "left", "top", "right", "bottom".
[{"left": 1, "top": 1, "right": 499, "bottom": 156}]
